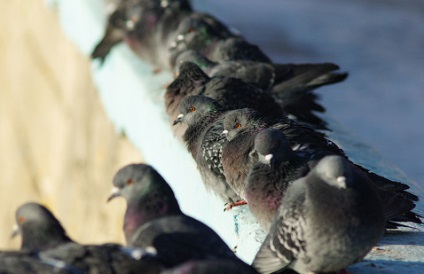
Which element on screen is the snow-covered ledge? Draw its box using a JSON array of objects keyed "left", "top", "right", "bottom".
[{"left": 52, "top": 0, "right": 423, "bottom": 271}]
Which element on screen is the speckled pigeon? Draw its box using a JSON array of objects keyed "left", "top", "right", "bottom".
[
  {"left": 221, "top": 108, "right": 421, "bottom": 227},
  {"left": 91, "top": 0, "right": 192, "bottom": 68},
  {"left": 173, "top": 95, "right": 242, "bottom": 205},
  {"left": 252, "top": 155, "right": 385, "bottom": 274},
  {"left": 108, "top": 163, "right": 241, "bottom": 267}
]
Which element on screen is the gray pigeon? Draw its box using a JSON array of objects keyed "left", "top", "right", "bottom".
[
  {"left": 165, "top": 62, "right": 286, "bottom": 140},
  {"left": 168, "top": 12, "right": 239, "bottom": 67},
  {"left": 108, "top": 163, "right": 241, "bottom": 267},
  {"left": 11, "top": 202, "right": 161, "bottom": 274},
  {"left": 174, "top": 50, "right": 276, "bottom": 91},
  {"left": 12, "top": 202, "right": 73, "bottom": 251},
  {"left": 221, "top": 107, "right": 421, "bottom": 227},
  {"left": 161, "top": 259, "right": 259, "bottom": 274},
  {"left": 167, "top": 14, "right": 270, "bottom": 65},
  {"left": 91, "top": 0, "right": 192, "bottom": 68},
  {"left": 173, "top": 95, "right": 242, "bottom": 205},
  {"left": 245, "top": 128, "right": 313, "bottom": 230},
  {"left": 253, "top": 155, "right": 385, "bottom": 274},
  {"left": 174, "top": 49, "right": 347, "bottom": 95},
  {"left": 221, "top": 108, "right": 342, "bottom": 201}
]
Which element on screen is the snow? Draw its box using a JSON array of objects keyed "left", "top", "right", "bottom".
[{"left": 52, "top": 0, "right": 424, "bottom": 272}]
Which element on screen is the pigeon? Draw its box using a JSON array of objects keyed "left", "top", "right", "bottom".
[
  {"left": 91, "top": 0, "right": 193, "bottom": 68},
  {"left": 161, "top": 259, "right": 259, "bottom": 274},
  {"left": 168, "top": 12, "right": 238, "bottom": 67},
  {"left": 108, "top": 163, "right": 240, "bottom": 267},
  {"left": 221, "top": 108, "right": 343, "bottom": 200},
  {"left": 167, "top": 13, "right": 270, "bottom": 65},
  {"left": 205, "top": 37, "right": 271, "bottom": 63},
  {"left": 11, "top": 202, "right": 162, "bottom": 274},
  {"left": 245, "top": 128, "right": 313, "bottom": 230},
  {"left": 165, "top": 61, "right": 286, "bottom": 140},
  {"left": 173, "top": 95, "right": 242, "bottom": 205},
  {"left": 252, "top": 155, "right": 385, "bottom": 274},
  {"left": 221, "top": 108, "right": 421, "bottom": 227},
  {"left": 174, "top": 50, "right": 347, "bottom": 93},
  {"left": 12, "top": 202, "right": 73, "bottom": 252}
]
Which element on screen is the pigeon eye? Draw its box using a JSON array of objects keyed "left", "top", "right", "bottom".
[
  {"left": 127, "top": 179, "right": 134, "bottom": 185},
  {"left": 235, "top": 123, "right": 242, "bottom": 129},
  {"left": 188, "top": 27, "right": 195, "bottom": 33},
  {"left": 18, "top": 216, "right": 25, "bottom": 223},
  {"left": 189, "top": 106, "right": 196, "bottom": 112}
]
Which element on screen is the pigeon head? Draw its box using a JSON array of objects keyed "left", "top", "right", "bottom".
[
  {"left": 170, "top": 13, "right": 234, "bottom": 58},
  {"left": 177, "top": 62, "right": 210, "bottom": 84},
  {"left": 313, "top": 155, "right": 353, "bottom": 189},
  {"left": 167, "top": 62, "right": 210, "bottom": 101},
  {"left": 173, "top": 95, "right": 223, "bottom": 126},
  {"left": 222, "top": 108, "right": 264, "bottom": 141},
  {"left": 13, "top": 202, "right": 72, "bottom": 251},
  {"left": 254, "top": 128, "right": 294, "bottom": 166},
  {"left": 174, "top": 50, "right": 214, "bottom": 76},
  {"left": 109, "top": 164, "right": 180, "bottom": 209},
  {"left": 109, "top": 164, "right": 182, "bottom": 242}
]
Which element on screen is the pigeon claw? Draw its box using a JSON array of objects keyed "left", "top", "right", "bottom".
[{"left": 224, "top": 200, "right": 247, "bottom": 211}]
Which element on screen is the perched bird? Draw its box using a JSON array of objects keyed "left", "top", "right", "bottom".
[
  {"left": 221, "top": 108, "right": 421, "bottom": 227},
  {"left": 173, "top": 95, "right": 242, "bottom": 205},
  {"left": 12, "top": 202, "right": 73, "bottom": 252},
  {"left": 253, "top": 155, "right": 385, "bottom": 274},
  {"left": 161, "top": 259, "right": 259, "bottom": 274},
  {"left": 167, "top": 12, "right": 270, "bottom": 65},
  {"left": 11, "top": 202, "right": 161, "bottom": 274},
  {"left": 221, "top": 108, "right": 343, "bottom": 200},
  {"left": 92, "top": 0, "right": 193, "bottom": 68},
  {"left": 174, "top": 49, "right": 347, "bottom": 93},
  {"left": 168, "top": 12, "right": 239, "bottom": 67},
  {"left": 108, "top": 163, "right": 241, "bottom": 267},
  {"left": 165, "top": 62, "right": 286, "bottom": 139},
  {"left": 205, "top": 37, "right": 271, "bottom": 63},
  {"left": 245, "top": 128, "right": 313, "bottom": 230}
]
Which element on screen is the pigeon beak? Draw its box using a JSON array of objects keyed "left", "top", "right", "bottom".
[
  {"left": 11, "top": 224, "right": 20, "bottom": 238},
  {"left": 173, "top": 114, "right": 184, "bottom": 126},
  {"left": 221, "top": 129, "right": 228, "bottom": 136},
  {"left": 107, "top": 187, "right": 121, "bottom": 202}
]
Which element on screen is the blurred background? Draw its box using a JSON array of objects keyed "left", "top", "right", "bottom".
[
  {"left": 0, "top": 0, "right": 142, "bottom": 249},
  {"left": 0, "top": 0, "right": 423, "bottom": 250}
]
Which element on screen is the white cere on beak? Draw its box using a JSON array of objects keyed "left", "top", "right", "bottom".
[
  {"left": 177, "top": 34, "right": 184, "bottom": 41},
  {"left": 222, "top": 129, "right": 228, "bottom": 135},
  {"left": 177, "top": 113, "right": 184, "bottom": 119},
  {"left": 264, "top": 154, "right": 273, "bottom": 163},
  {"left": 126, "top": 20, "right": 135, "bottom": 30},
  {"left": 161, "top": 0, "right": 169, "bottom": 8},
  {"left": 110, "top": 186, "right": 120, "bottom": 196},
  {"left": 336, "top": 176, "right": 347, "bottom": 188}
]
